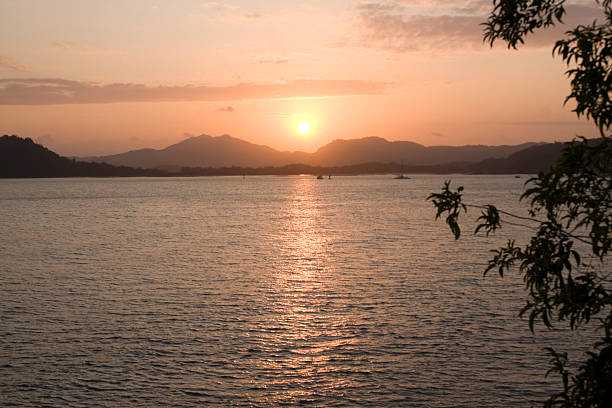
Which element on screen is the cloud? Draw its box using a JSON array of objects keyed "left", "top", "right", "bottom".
[
  {"left": 210, "top": 12, "right": 265, "bottom": 22},
  {"left": 259, "top": 58, "right": 289, "bottom": 64},
  {"left": 200, "top": 2, "right": 237, "bottom": 11},
  {"left": 199, "top": 1, "right": 260, "bottom": 22},
  {"left": 495, "top": 120, "right": 594, "bottom": 127},
  {"left": 355, "top": 1, "right": 604, "bottom": 52},
  {"left": 0, "top": 55, "right": 27, "bottom": 72},
  {"left": 258, "top": 52, "right": 312, "bottom": 65},
  {"left": 0, "top": 78, "right": 391, "bottom": 105},
  {"left": 215, "top": 106, "right": 235, "bottom": 113},
  {"left": 35, "top": 134, "right": 55, "bottom": 144},
  {"left": 50, "top": 41, "right": 84, "bottom": 51},
  {"left": 49, "top": 41, "right": 119, "bottom": 55},
  {"left": 355, "top": 1, "right": 488, "bottom": 51}
]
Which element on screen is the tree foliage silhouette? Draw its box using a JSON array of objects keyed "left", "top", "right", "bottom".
[{"left": 430, "top": 1, "right": 612, "bottom": 406}]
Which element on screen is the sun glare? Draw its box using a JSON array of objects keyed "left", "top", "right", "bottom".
[{"left": 298, "top": 122, "right": 311, "bottom": 135}]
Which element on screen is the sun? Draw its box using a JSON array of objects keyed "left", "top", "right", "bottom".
[{"left": 298, "top": 122, "right": 311, "bottom": 135}]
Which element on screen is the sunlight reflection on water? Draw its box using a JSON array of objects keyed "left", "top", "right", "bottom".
[{"left": 0, "top": 175, "right": 593, "bottom": 407}]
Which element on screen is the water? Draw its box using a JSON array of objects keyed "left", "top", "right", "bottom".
[{"left": 0, "top": 175, "right": 589, "bottom": 407}]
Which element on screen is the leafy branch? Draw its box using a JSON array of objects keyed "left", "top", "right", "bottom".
[
  {"left": 432, "top": 1, "right": 612, "bottom": 404},
  {"left": 429, "top": 138, "right": 612, "bottom": 406}
]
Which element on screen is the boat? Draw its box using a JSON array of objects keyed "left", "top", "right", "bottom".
[
  {"left": 395, "top": 161, "right": 409, "bottom": 179},
  {"left": 316, "top": 175, "right": 324, "bottom": 179}
]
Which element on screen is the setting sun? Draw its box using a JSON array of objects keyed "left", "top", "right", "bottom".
[{"left": 298, "top": 122, "right": 311, "bottom": 134}]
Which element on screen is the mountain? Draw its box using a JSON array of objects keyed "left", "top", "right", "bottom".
[
  {"left": 1, "top": 134, "right": 570, "bottom": 178},
  {"left": 468, "top": 142, "right": 566, "bottom": 174},
  {"left": 310, "top": 136, "right": 538, "bottom": 166},
  {"left": 0, "top": 135, "right": 164, "bottom": 178},
  {"left": 82, "top": 134, "right": 539, "bottom": 169},
  {"left": 82, "top": 134, "right": 309, "bottom": 168}
]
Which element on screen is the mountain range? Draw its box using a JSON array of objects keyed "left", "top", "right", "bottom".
[
  {"left": 82, "top": 134, "right": 540, "bottom": 169},
  {"left": 2, "top": 134, "right": 572, "bottom": 178}
]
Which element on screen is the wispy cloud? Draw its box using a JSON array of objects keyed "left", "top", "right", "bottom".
[
  {"left": 0, "top": 78, "right": 392, "bottom": 105},
  {"left": 258, "top": 52, "right": 312, "bottom": 65},
  {"left": 259, "top": 58, "right": 289, "bottom": 64},
  {"left": 49, "top": 41, "right": 120, "bottom": 55},
  {"left": 209, "top": 12, "right": 266, "bottom": 22},
  {"left": 35, "top": 134, "right": 55, "bottom": 144},
  {"left": 355, "top": 1, "right": 603, "bottom": 52},
  {"left": 201, "top": 2, "right": 237, "bottom": 11},
  {"left": 215, "top": 106, "right": 235, "bottom": 113},
  {"left": 494, "top": 120, "right": 595, "bottom": 127},
  {"left": 0, "top": 55, "right": 27, "bottom": 72},
  {"left": 50, "top": 41, "right": 87, "bottom": 52},
  {"left": 198, "top": 1, "right": 262, "bottom": 22}
]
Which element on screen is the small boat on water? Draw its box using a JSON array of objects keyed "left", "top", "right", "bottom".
[
  {"left": 316, "top": 175, "right": 324, "bottom": 179},
  {"left": 394, "top": 174, "right": 410, "bottom": 179}
]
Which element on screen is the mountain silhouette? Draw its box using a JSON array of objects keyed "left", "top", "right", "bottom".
[
  {"left": 82, "top": 134, "right": 310, "bottom": 168},
  {"left": 467, "top": 142, "right": 566, "bottom": 174},
  {"left": 2, "top": 134, "right": 571, "bottom": 178},
  {"left": 82, "top": 134, "right": 539, "bottom": 169},
  {"left": 310, "top": 136, "right": 538, "bottom": 166},
  {"left": 0, "top": 135, "right": 164, "bottom": 178}
]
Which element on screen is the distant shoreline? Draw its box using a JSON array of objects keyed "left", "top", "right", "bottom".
[{"left": 0, "top": 161, "right": 534, "bottom": 179}]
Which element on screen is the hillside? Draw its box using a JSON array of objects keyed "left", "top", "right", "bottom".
[
  {"left": 468, "top": 142, "right": 566, "bottom": 174},
  {"left": 0, "top": 135, "right": 164, "bottom": 178}
]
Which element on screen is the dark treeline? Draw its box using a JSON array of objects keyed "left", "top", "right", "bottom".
[
  {"left": 176, "top": 162, "right": 469, "bottom": 176},
  {"left": 1, "top": 135, "right": 563, "bottom": 178}
]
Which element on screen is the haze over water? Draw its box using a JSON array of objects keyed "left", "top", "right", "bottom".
[{"left": 0, "top": 175, "right": 589, "bottom": 407}]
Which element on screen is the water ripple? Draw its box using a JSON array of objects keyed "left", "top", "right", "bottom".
[{"left": 0, "top": 175, "right": 592, "bottom": 407}]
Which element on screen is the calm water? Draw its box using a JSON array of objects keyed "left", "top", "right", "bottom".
[{"left": 0, "top": 175, "right": 589, "bottom": 407}]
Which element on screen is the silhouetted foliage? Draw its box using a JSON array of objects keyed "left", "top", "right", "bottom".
[{"left": 431, "top": 1, "right": 612, "bottom": 406}]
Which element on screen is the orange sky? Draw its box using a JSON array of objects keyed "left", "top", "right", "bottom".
[{"left": 0, "top": 0, "right": 601, "bottom": 156}]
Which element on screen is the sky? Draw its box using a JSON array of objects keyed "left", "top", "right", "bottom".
[{"left": 0, "top": 0, "right": 603, "bottom": 156}]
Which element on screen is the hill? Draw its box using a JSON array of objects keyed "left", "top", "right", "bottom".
[
  {"left": 0, "top": 135, "right": 164, "bottom": 178},
  {"left": 310, "top": 136, "right": 538, "bottom": 167},
  {"left": 82, "top": 134, "right": 309, "bottom": 168},
  {"left": 467, "top": 142, "right": 566, "bottom": 174},
  {"left": 82, "top": 134, "right": 539, "bottom": 169}
]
